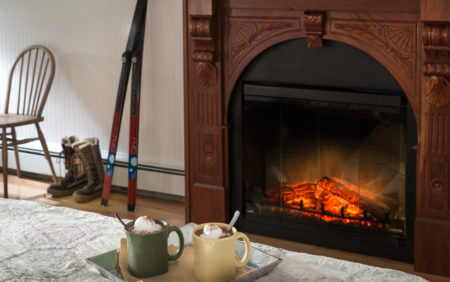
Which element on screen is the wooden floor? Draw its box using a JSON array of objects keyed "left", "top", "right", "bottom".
[{"left": 1, "top": 174, "right": 449, "bottom": 282}]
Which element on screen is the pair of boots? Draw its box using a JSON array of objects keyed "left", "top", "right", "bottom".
[{"left": 47, "top": 137, "right": 105, "bottom": 203}]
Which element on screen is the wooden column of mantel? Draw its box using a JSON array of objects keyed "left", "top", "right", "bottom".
[
  {"left": 184, "top": 0, "right": 450, "bottom": 277},
  {"left": 185, "top": 0, "right": 229, "bottom": 223},
  {"left": 415, "top": 0, "right": 450, "bottom": 277}
]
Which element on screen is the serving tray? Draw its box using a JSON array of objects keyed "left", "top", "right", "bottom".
[{"left": 87, "top": 241, "right": 281, "bottom": 282}]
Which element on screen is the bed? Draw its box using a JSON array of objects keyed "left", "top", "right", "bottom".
[{"left": 0, "top": 198, "right": 426, "bottom": 281}]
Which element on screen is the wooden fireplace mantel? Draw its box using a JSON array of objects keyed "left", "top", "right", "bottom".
[{"left": 183, "top": 0, "right": 450, "bottom": 276}]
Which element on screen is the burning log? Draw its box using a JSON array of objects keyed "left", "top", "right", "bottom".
[
  {"left": 266, "top": 183, "right": 318, "bottom": 209},
  {"left": 317, "top": 177, "right": 390, "bottom": 220}
]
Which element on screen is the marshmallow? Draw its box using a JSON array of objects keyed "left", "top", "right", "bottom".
[
  {"left": 201, "top": 223, "right": 223, "bottom": 239},
  {"left": 133, "top": 216, "right": 162, "bottom": 233}
]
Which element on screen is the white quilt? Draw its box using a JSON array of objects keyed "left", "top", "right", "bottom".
[{"left": 0, "top": 198, "right": 427, "bottom": 282}]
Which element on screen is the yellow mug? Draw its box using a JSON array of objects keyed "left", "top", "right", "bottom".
[{"left": 192, "top": 223, "right": 251, "bottom": 282}]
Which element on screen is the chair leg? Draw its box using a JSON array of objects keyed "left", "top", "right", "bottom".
[
  {"left": 2, "top": 129, "right": 8, "bottom": 198},
  {"left": 11, "top": 127, "right": 21, "bottom": 178},
  {"left": 35, "top": 123, "right": 57, "bottom": 183}
]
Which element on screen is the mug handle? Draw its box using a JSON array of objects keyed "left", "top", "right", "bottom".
[
  {"left": 167, "top": 226, "right": 184, "bottom": 261},
  {"left": 234, "top": 232, "right": 251, "bottom": 268}
]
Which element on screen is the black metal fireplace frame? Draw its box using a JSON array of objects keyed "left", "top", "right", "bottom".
[{"left": 230, "top": 82, "right": 417, "bottom": 261}]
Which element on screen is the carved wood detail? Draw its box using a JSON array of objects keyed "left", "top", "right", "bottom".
[
  {"left": 422, "top": 22, "right": 450, "bottom": 215},
  {"left": 425, "top": 76, "right": 450, "bottom": 107},
  {"left": 228, "top": 17, "right": 301, "bottom": 76},
  {"left": 199, "top": 134, "right": 217, "bottom": 177},
  {"left": 430, "top": 113, "right": 448, "bottom": 154},
  {"left": 190, "top": 15, "right": 217, "bottom": 87},
  {"left": 195, "top": 62, "right": 218, "bottom": 88},
  {"left": 425, "top": 112, "right": 449, "bottom": 159},
  {"left": 428, "top": 162, "right": 448, "bottom": 210},
  {"left": 331, "top": 20, "right": 416, "bottom": 80},
  {"left": 304, "top": 11, "right": 326, "bottom": 48},
  {"left": 423, "top": 111, "right": 449, "bottom": 212},
  {"left": 423, "top": 23, "right": 450, "bottom": 107},
  {"left": 193, "top": 92, "right": 219, "bottom": 126}
]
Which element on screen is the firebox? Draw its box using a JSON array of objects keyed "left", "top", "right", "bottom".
[{"left": 229, "top": 39, "right": 417, "bottom": 261}]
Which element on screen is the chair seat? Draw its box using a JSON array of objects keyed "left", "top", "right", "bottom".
[{"left": 0, "top": 114, "right": 43, "bottom": 128}]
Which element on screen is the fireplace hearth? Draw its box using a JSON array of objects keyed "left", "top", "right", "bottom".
[{"left": 184, "top": 0, "right": 450, "bottom": 277}]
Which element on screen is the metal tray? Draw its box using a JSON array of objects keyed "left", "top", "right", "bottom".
[
  {"left": 87, "top": 241, "right": 281, "bottom": 282},
  {"left": 234, "top": 241, "right": 282, "bottom": 282}
]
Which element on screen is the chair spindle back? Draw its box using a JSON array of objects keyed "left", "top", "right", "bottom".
[{"left": 4, "top": 45, "right": 55, "bottom": 117}]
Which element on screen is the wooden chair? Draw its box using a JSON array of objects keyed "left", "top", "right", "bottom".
[{"left": 1, "top": 45, "right": 58, "bottom": 198}]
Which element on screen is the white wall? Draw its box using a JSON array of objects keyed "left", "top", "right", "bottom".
[{"left": 0, "top": 0, "right": 185, "bottom": 195}]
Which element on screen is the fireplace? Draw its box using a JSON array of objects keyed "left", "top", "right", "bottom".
[
  {"left": 184, "top": 0, "right": 450, "bottom": 277},
  {"left": 228, "top": 38, "right": 416, "bottom": 260}
]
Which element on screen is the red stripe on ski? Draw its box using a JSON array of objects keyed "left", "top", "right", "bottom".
[{"left": 102, "top": 175, "right": 113, "bottom": 206}]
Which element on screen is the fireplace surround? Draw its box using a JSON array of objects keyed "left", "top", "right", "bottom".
[{"left": 183, "top": 0, "right": 450, "bottom": 276}]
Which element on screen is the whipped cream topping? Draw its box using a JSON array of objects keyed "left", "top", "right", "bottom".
[
  {"left": 133, "top": 216, "right": 162, "bottom": 233},
  {"left": 200, "top": 223, "right": 223, "bottom": 239}
]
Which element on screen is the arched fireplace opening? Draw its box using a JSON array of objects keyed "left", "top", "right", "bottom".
[{"left": 229, "top": 38, "right": 417, "bottom": 261}]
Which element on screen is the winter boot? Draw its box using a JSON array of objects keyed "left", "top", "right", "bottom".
[
  {"left": 47, "top": 136, "right": 87, "bottom": 197},
  {"left": 72, "top": 138, "right": 105, "bottom": 203}
]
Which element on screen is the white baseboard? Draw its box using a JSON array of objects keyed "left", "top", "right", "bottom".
[{"left": 1, "top": 147, "right": 185, "bottom": 197}]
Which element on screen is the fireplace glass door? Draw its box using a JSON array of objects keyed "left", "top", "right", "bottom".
[{"left": 243, "top": 84, "right": 407, "bottom": 237}]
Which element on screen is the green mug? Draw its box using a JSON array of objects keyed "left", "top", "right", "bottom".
[{"left": 125, "top": 218, "right": 184, "bottom": 278}]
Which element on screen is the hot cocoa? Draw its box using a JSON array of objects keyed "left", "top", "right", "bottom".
[
  {"left": 195, "top": 223, "right": 233, "bottom": 239},
  {"left": 130, "top": 216, "right": 163, "bottom": 234}
]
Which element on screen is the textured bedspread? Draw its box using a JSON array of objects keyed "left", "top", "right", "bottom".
[{"left": 0, "top": 198, "right": 427, "bottom": 281}]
